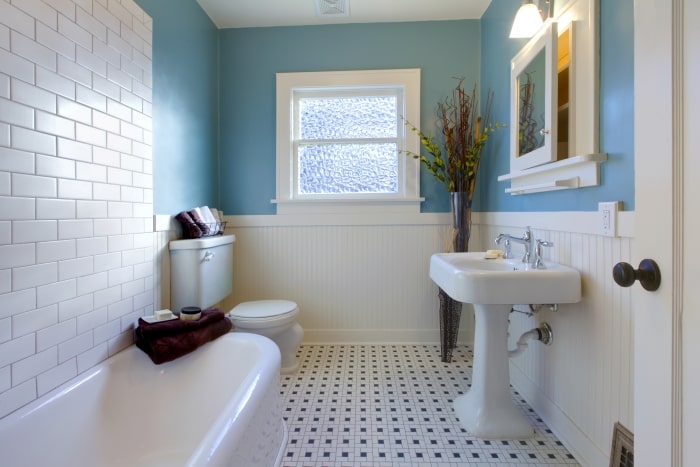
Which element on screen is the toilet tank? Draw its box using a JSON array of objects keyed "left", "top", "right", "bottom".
[{"left": 169, "top": 234, "right": 235, "bottom": 314}]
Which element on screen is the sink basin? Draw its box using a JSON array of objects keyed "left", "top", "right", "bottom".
[{"left": 429, "top": 252, "right": 581, "bottom": 305}]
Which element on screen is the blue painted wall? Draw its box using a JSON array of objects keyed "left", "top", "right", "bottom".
[
  {"left": 478, "top": 0, "right": 634, "bottom": 212},
  {"left": 135, "top": 0, "right": 219, "bottom": 215},
  {"left": 140, "top": 0, "right": 633, "bottom": 215},
  {"left": 218, "top": 21, "right": 481, "bottom": 214}
]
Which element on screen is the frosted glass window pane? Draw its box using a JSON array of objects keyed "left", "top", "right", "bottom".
[
  {"left": 299, "top": 143, "right": 398, "bottom": 194},
  {"left": 299, "top": 97, "right": 397, "bottom": 139}
]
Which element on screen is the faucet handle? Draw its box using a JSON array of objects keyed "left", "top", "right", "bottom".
[
  {"left": 494, "top": 233, "right": 515, "bottom": 259},
  {"left": 534, "top": 239, "right": 554, "bottom": 269},
  {"left": 502, "top": 239, "right": 513, "bottom": 259}
]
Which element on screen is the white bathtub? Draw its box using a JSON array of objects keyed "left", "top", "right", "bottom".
[{"left": 0, "top": 332, "right": 286, "bottom": 467}]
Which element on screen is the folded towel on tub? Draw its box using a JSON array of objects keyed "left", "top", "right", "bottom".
[{"left": 135, "top": 309, "right": 232, "bottom": 364}]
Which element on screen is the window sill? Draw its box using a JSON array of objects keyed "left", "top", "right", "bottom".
[{"left": 497, "top": 153, "right": 607, "bottom": 195}]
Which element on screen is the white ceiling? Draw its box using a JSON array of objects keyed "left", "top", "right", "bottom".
[{"left": 196, "top": 0, "right": 493, "bottom": 29}]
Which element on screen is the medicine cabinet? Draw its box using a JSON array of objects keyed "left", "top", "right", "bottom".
[{"left": 498, "top": 0, "right": 606, "bottom": 195}]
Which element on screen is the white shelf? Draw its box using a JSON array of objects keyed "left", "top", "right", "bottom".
[
  {"left": 498, "top": 153, "right": 607, "bottom": 195},
  {"left": 504, "top": 177, "right": 579, "bottom": 195}
]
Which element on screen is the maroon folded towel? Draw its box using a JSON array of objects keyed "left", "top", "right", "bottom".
[
  {"left": 135, "top": 309, "right": 232, "bottom": 364},
  {"left": 175, "top": 211, "right": 202, "bottom": 238},
  {"left": 188, "top": 209, "right": 210, "bottom": 236},
  {"left": 138, "top": 309, "right": 226, "bottom": 339}
]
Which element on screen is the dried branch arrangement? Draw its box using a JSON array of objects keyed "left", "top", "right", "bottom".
[{"left": 403, "top": 78, "right": 502, "bottom": 197}]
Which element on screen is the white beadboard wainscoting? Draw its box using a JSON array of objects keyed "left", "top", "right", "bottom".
[
  {"left": 228, "top": 220, "right": 478, "bottom": 343},
  {"left": 477, "top": 212, "right": 635, "bottom": 467},
  {"left": 154, "top": 210, "right": 634, "bottom": 467},
  {"left": 154, "top": 212, "right": 477, "bottom": 343}
]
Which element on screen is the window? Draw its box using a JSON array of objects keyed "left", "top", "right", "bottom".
[{"left": 275, "top": 69, "right": 422, "bottom": 214}]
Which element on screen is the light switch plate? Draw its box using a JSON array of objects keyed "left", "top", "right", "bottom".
[{"left": 598, "top": 201, "right": 621, "bottom": 237}]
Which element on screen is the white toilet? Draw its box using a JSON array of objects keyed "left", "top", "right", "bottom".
[
  {"left": 229, "top": 300, "right": 303, "bottom": 373},
  {"left": 169, "top": 234, "right": 303, "bottom": 373}
]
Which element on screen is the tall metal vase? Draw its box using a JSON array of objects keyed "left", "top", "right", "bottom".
[
  {"left": 451, "top": 191, "right": 472, "bottom": 253},
  {"left": 438, "top": 191, "right": 472, "bottom": 362}
]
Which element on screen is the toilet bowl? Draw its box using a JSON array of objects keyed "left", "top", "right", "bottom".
[{"left": 229, "top": 300, "right": 303, "bottom": 374}]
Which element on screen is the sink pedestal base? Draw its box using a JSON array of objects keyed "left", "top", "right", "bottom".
[{"left": 454, "top": 304, "right": 534, "bottom": 439}]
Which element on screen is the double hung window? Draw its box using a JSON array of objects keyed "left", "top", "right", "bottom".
[{"left": 275, "top": 69, "right": 421, "bottom": 214}]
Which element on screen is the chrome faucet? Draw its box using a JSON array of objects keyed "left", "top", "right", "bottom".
[{"left": 495, "top": 226, "right": 552, "bottom": 268}]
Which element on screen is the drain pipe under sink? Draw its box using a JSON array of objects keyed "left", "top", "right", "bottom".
[{"left": 509, "top": 323, "right": 554, "bottom": 358}]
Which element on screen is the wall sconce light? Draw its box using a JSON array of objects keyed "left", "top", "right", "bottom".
[{"left": 509, "top": 0, "right": 545, "bottom": 39}]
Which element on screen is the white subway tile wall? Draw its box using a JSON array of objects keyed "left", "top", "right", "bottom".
[{"left": 0, "top": 0, "right": 153, "bottom": 418}]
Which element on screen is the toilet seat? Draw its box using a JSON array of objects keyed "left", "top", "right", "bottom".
[{"left": 229, "top": 300, "right": 298, "bottom": 326}]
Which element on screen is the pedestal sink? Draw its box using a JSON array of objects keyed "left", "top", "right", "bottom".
[{"left": 429, "top": 252, "right": 581, "bottom": 439}]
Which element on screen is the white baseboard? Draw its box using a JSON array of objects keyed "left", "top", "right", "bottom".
[{"left": 509, "top": 361, "right": 609, "bottom": 467}]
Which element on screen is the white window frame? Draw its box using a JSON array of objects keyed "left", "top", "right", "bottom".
[{"left": 275, "top": 69, "right": 422, "bottom": 214}]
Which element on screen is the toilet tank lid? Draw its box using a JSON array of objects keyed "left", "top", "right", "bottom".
[{"left": 169, "top": 234, "right": 235, "bottom": 251}]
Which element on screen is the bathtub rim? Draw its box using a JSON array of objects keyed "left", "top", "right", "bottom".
[
  {"left": 184, "top": 332, "right": 283, "bottom": 466},
  {"left": 0, "top": 332, "right": 286, "bottom": 467}
]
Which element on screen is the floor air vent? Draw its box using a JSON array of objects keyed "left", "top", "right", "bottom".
[
  {"left": 315, "top": 0, "right": 349, "bottom": 17},
  {"left": 609, "top": 422, "right": 634, "bottom": 467}
]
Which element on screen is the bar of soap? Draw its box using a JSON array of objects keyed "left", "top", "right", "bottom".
[
  {"left": 484, "top": 249, "right": 503, "bottom": 259},
  {"left": 154, "top": 309, "right": 173, "bottom": 321}
]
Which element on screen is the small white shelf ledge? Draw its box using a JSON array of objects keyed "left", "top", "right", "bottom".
[{"left": 498, "top": 153, "right": 607, "bottom": 195}]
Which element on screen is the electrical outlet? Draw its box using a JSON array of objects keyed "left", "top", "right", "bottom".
[{"left": 598, "top": 201, "right": 621, "bottom": 237}]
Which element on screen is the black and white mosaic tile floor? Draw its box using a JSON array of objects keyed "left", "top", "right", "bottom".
[{"left": 279, "top": 344, "right": 580, "bottom": 467}]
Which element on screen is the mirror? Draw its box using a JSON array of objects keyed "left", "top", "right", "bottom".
[
  {"left": 510, "top": 22, "right": 558, "bottom": 172},
  {"left": 517, "top": 48, "right": 546, "bottom": 157}
]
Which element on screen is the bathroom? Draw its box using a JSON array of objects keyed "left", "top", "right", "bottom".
[{"left": 0, "top": 0, "right": 694, "bottom": 466}]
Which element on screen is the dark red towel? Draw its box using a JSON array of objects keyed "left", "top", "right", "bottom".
[
  {"left": 175, "top": 211, "right": 202, "bottom": 238},
  {"left": 135, "top": 309, "right": 232, "bottom": 364},
  {"left": 188, "top": 209, "right": 210, "bottom": 236}
]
